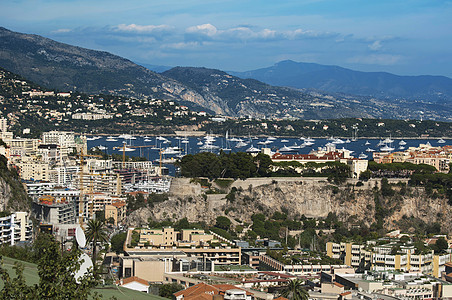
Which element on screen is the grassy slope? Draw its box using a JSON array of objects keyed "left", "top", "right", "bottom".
[{"left": 0, "top": 257, "right": 165, "bottom": 300}]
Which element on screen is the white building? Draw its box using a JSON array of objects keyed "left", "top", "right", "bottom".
[{"left": 0, "top": 212, "right": 33, "bottom": 246}]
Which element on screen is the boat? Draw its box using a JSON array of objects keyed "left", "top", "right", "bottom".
[
  {"left": 376, "top": 140, "right": 385, "bottom": 147},
  {"left": 162, "top": 147, "right": 182, "bottom": 155},
  {"left": 365, "top": 141, "right": 370, "bottom": 145},
  {"left": 302, "top": 141, "right": 314, "bottom": 147},
  {"left": 332, "top": 138, "right": 345, "bottom": 144},
  {"left": 398, "top": 146, "right": 405, "bottom": 150},
  {"left": 199, "top": 143, "right": 220, "bottom": 151},
  {"left": 86, "top": 136, "right": 97, "bottom": 141},
  {"left": 144, "top": 139, "right": 153, "bottom": 142},
  {"left": 438, "top": 138, "right": 446, "bottom": 143},
  {"left": 366, "top": 148, "right": 376, "bottom": 152},
  {"left": 281, "top": 139, "right": 289, "bottom": 143},
  {"left": 181, "top": 140, "right": 189, "bottom": 144},
  {"left": 235, "top": 141, "right": 248, "bottom": 148},
  {"left": 290, "top": 143, "right": 304, "bottom": 149},
  {"left": 358, "top": 153, "right": 368, "bottom": 159},
  {"left": 279, "top": 145, "right": 295, "bottom": 152},
  {"left": 304, "top": 137, "right": 315, "bottom": 142},
  {"left": 383, "top": 137, "right": 394, "bottom": 144},
  {"left": 197, "top": 141, "right": 203, "bottom": 146},
  {"left": 245, "top": 146, "right": 261, "bottom": 153},
  {"left": 123, "top": 147, "right": 135, "bottom": 152},
  {"left": 380, "top": 145, "right": 395, "bottom": 152},
  {"left": 106, "top": 137, "right": 118, "bottom": 142},
  {"left": 345, "top": 139, "right": 351, "bottom": 143},
  {"left": 399, "top": 140, "right": 407, "bottom": 145}
]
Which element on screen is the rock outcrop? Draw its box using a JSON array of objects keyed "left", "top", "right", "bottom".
[{"left": 126, "top": 177, "right": 452, "bottom": 234}]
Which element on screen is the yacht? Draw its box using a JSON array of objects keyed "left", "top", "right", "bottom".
[
  {"left": 358, "top": 153, "right": 368, "bottom": 159},
  {"left": 235, "top": 141, "right": 248, "bottom": 148},
  {"left": 399, "top": 140, "right": 407, "bottom": 146},
  {"left": 383, "top": 137, "right": 394, "bottom": 144},
  {"left": 302, "top": 141, "right": 314, "bottom": 147},
  {"left": 281, "top": 139, "right": 289, "bottom": 143},
  {"left": 162, "top": 147, "right": 182, "bottom": 155},
  {"left": 366, "top": 148, "right": 376, "bottom": 152},
  {"left": 345, "top": 139, "right": 351, "bottom": 143},
  {"left": 332, "top": 138, "right": 345, "bottom": 144},
  {"left": 380, "top": 145, "right": 395, "bottom": 152},
  {"left": 438, "top": 138, "right": 446, "bottom": 144},
  {"left": 199, "top": 143, "right": 220, "bottom": 151},
  {"left": 106, "top": 137, "right": 117, "bottom": 142},
  {"left": 279, "top": 145, "right": 295, "bottom": 152},
  {"left": 365, "top": 141, "right": 371, "bottom": 145},
  {"left": 246, "top": 146, "right": 261, "bottom": 153}
]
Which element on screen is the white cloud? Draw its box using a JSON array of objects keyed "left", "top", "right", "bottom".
[
  {"left": 185, "top": 24, "right": 332, "bottom": 42},
  {"left": 114, "top": 24, "right": 173, "bottom": 33},
  {"left": 52, "top": 28, "right": 71, "bottom": 33},
  {"left": 186, "top": 24, "right": 218, "bottom": 37},
  {"left": 162, "top": 41, "right": 201, "bottom": 49},
  {"left": 348, "top": 54, "right": 402, "bottom": 65}
]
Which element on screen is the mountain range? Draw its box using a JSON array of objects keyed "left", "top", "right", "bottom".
[
  {"left": 0, "top": 26, "right": 451, "bottom": 121},
  {"left": 230, "top": 60, "right": 452, "bottom": 104}
]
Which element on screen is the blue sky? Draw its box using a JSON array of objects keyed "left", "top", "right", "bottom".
[{"left": 1, "top": 0, "right": 452, "bottom": 77}]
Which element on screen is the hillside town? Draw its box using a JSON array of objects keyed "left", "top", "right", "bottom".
[{"left": 1, "top": 114, "right": 452, "bottom": 299}]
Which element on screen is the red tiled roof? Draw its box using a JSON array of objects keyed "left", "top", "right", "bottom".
[
  {"left": 340, "top": 291, "right": 351, "bottom": 296},
  {"left": 334, "top": 282, "right": 344, "bottom": 288},
  {"left": 213, "top": 284, "right": 253, "bottom": 296},
  {"left": 259, "top": 271, "right": 295, "bottom": 278},
  {"left": 174, "top": 282, "right": 219, "bottom": 298},
  {"left": 116, "top": 276, "right": 149, "bottom": 286}
]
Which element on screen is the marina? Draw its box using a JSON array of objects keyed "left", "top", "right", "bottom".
[{"left": 87, "top": 135, "right": 451, "bottom": 175}]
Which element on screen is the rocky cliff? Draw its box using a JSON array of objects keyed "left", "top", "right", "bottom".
[
  {"left": 127, "top": 177, "right": 452, "bottom": 234},
  {"left": 0, "top": 156, "right": 31, "bottom": 213}
]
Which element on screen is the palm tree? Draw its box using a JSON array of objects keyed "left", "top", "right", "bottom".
[
  {"left": 280, "top": 279, "right": 309, "bottom": 300},
  {"left": 85, "top": 218, "right": 108, "bottom": 268}
]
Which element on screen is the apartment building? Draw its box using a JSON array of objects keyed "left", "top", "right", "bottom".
[
  {"left": 326, "top": 241, "right": 452, "bottom": 278},
  {"left": 17, "top": 160, "right": 50, "bottom": 181},
  {"left": 125, "top": 227, "right": 241, "bottom": 265},
  {"left": 0, "top": 212, "right": 33, "bottom": 246}
]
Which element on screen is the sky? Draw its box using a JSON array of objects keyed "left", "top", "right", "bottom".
[{"left": 1, "top": 0, "right": 452, "bottom": 77}]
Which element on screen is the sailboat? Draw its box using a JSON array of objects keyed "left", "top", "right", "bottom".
[{"left": 221, "top": 131, "right": 232, "bottom": 151}]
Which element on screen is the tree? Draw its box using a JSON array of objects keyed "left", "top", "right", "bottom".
[
  {"left": 280, "top": 279, "right": 309, "bottom": 300},
  {"left": 158, "top": 283, "right": 184, "bottom": 298},
  {"left": 215, "top": 216, "right": 231, "bottom": 231},
  {"left": 110, "top": 232, "right": 127, "bottom": 254},
  {"left": 85, "top": 218, "right": 108, "bottom": 270},
  {"left": 0, "top": 233, "right": 99, "bottom": 299},
  {"left": 434, "top": 237, "right": 448, "bottom": 254}
]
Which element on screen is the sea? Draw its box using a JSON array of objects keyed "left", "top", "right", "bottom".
[{"left": 87, "top": 136, "right": 451, "bottom": 176}]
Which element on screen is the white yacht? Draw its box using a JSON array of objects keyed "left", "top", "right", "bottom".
[
  {"left": 399, "top": 140, "right": 407, "bottom": 145},
  {"left": 438, "top": 138, "right": 446, "bottom": 144},
  {"left": 358, "top": 153, "right": 368, "bottom": 159},
  {"left": 246, "top": 146, "right": 261, "bottom": 153},
  {"left": 380, "top": 145, "right": 395, "bottom": 152}
]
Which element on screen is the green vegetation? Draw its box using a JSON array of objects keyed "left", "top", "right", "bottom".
[
  {"left": 110, "top": 233, "right": 127, "bottom": 254},
  {"left": 280, "top": 279, "right": 309, "bottom": 300},
  {"left": 178, "top": 152, "right": 350, "bottom": 181},
  {"left": 157, "top": 283, "right": 184, "bottom": 299},
  {"left": 86, "top": 219, "right": 109, "bottom": 275},
  {"left": 0, "top": 233, "right": 99, "bottom": 299}
]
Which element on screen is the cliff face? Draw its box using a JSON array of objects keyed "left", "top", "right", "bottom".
[
  {"left": 126, "top": 177, "right": 452, "bottom": 234},
  {"left": 0, "top": 158, "right": 31, "bottom": 213}
]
